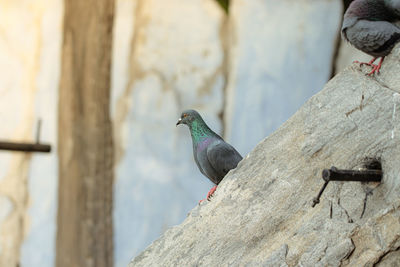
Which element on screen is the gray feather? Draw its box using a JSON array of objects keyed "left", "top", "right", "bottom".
[
  {"left": 385, "top": 0, "right": 400, "bottom": 16},
  {"left": 206, "top": 141, "right": 242, "bottom": 180},
  {"left": 342, "top": 0, "right": 400, "bottom": 57},
  {"left": 343, "top": 20, "right": 400, "bottom": 56}
]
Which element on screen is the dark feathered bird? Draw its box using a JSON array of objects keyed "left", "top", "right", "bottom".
[
  {"left": 176, "top": 110, "right": 242, "bottom": 201},
  {"left": 342, "top": 0, "right": 400, "bottom": 75}
]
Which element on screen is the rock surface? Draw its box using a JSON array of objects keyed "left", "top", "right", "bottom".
[{"left": 130, "top": 44, "right": 400, "bottom": 266}]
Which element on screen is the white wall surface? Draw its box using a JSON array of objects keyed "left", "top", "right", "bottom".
[{"left": 225, "top": 0, "right": 343, "bottom": 154}]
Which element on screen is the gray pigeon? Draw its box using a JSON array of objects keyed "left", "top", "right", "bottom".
[
  {"left": 176, "top": 109, "right": 242, "bottom": 201},
  {"left": 342, "top": 0, "right": 400, "bottom": 75}
]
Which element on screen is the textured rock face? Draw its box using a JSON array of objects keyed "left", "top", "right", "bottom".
[
  {"left": 111, "top": 0, "right": 227, "bottom": 265},
  {"left": 130, "top": 45, "right": 400, "bottom": 266},
  {"left": 225, "top": 0, "right": 343, "bottom": 154}
]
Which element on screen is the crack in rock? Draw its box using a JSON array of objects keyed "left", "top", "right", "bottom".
[{"left": 337, "top": 197, "right": 354, "bottom": 223}]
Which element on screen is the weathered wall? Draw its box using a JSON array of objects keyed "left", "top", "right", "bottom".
[
  {"left": 225, "top": 0, "right": 343, "bottom": 154},
  {"left": 111, "top": 0, "right": 227, "bottom": 265},
  {"left": 0, "top": 1, "right": 62, "bottom": 266}
]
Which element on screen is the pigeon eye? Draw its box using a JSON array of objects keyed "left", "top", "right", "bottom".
[{"left": 183, "top": 114, "right": 188, "bottom": 118}]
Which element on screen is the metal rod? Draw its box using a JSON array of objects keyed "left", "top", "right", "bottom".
[
  {"left": 0, "top": 141, "right": 51, "bottom": 153},
  {"left": 312, "top": 166, "right": 382, "bottom": 208},
  {"left": 312, "top": 180, "right": 329, "bottom": 208},
  {"left": 322, "top": 167, "right": 382, "bottom": 182}
]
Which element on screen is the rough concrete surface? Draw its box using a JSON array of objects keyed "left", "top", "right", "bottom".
[{"left": 130, "top": 44, "right": 400, "bottom": 266}]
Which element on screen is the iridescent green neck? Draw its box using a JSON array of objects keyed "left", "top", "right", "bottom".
[{"left": 189, "top": 119, "right": 213, "bottom": 143}]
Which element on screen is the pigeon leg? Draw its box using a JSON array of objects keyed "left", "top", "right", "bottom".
[
  {"left": 353, "top": 57, "right": 384, "bottom": 75},
  {"left": 367, "top": 57, "right": 384, "bottom": 76},
  {"left": 353, "top": 57, "right": 377, "bottom": 66},
  {"left": 206, "top": 185, "right": 218, "bottom": 200},
  {"left": 198, "top": 185, "right": 218, "bottom": 204}
]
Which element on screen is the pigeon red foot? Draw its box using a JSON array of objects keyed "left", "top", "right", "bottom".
[
  {"left": 199, "top": 185, "right": 218, "bottom": 204},
  {"left": 206, "top": 185, "right": 217, "bottom": 200},
  {"left": 353, "top": 57, "right": 384, "bottom": 76}
]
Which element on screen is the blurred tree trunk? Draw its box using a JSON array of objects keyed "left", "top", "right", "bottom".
[{"left": 56, "top": 1, "right": 115, "bottom": 267}]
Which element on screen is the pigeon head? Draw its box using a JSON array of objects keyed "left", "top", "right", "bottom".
[{"left": 176, "top": 109, "right": 202, "bottom": 127}]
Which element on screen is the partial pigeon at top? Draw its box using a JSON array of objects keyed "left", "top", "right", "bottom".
[
  {"left": 342, "top": 0, "right": 400, "bottom": 75},
  {"left": 176, "top": 109, "right": 243, "bottom": 201}
]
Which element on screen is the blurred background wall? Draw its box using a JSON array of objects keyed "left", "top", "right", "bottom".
[
  {"left": 0, "top": 0, "right": 372, "bottom": 266},
  {"left": 0, "top": 0, "right": 61, "bottom": 266}
]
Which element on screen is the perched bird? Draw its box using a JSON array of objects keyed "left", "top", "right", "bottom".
[
  {"left": 176, "top": 109, "right": 242, "bottom": 202},
  {"left": 341, "top": 0, "right": 400, "bottom": 75}
]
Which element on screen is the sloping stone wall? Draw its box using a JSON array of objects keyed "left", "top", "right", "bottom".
[{"left": 130, "top": 44, "right": 400, "bottom": 267}]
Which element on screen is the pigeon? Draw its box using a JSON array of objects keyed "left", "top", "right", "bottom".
[
  {"left": 341, "top": 0, "right": 400, "bottom": 75},
  {"left": 176, "top": 109, "right": 242, "bottom": 201}
]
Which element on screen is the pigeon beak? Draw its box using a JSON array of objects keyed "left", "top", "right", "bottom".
[{"left": 176, "top": 118, "right": 182, "bottom": 126}]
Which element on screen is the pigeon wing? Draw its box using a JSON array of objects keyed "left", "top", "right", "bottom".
[
  {"left": 384, "top": 0, "right": 400, "bottom": 17},
  {"left": 206, "top": 141, "right": 242, "bottom": 179},
  {"left": 346, "top": 20, "right": 400, "bottom": 55}
]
